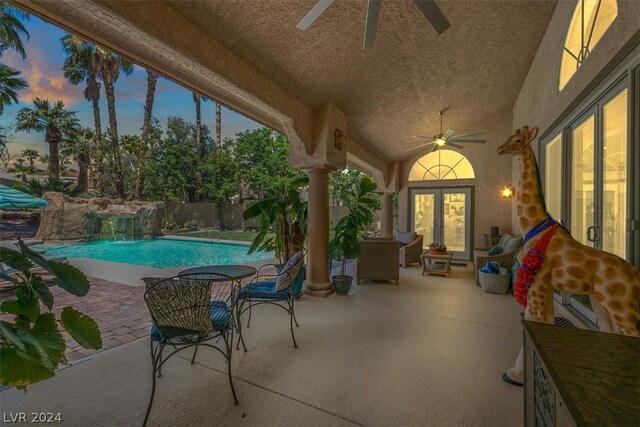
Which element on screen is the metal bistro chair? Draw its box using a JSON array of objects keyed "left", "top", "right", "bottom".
[
  {"left": 142, "top": 273, "right": 240, "bottom": 425},
  {"left": 236, "top": 251, "right": 305, "bottom": 350}
]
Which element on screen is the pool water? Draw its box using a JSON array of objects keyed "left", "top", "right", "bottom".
[{"left": 38, "top": 238, "right": 272, "bottom": 268}]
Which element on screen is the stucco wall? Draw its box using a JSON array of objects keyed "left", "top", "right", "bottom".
[
  {"left": 511, "top": 0, "right": 640, "bottom": 231},
  {"left": 398, "top": 108, "right": 515, "bottom": 256}
]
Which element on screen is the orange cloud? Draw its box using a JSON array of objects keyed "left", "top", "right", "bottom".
[{"left": 6, "top": 47, "right": 84, "bottom": 108}]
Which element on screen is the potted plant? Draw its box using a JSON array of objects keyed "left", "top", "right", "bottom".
[
  {"left": 328, "top": 176, "right": 379, "bottom": 295},
  {"left": 243, "top": 176, "right": 308, "bottom": 266}
]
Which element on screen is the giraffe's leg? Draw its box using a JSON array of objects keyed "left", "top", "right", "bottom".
[
  {"left": 589, "top": 295, "right": 620, "bottom": 334},
  {"left": 504, "top": 278, "right": 554, "bottom": 386}
]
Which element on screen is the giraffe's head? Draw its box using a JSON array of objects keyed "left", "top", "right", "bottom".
[{"left": 496, "top": 126, "right": 538, "bottom": 156}]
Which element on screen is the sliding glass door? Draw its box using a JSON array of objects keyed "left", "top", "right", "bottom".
[{"left": 567, "top": 86, "right": 629, "bottom": 320}]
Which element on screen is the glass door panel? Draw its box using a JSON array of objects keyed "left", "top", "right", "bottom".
[
  {"left": 571, "top": 115, "right": 596, "bottom": 247},
  {"left": 442, "top": 192, "right": 466, "bottom": 254},
  {"left": 413, "top": 192, "right": 435, "bottom": 247},
  {"left": 570, "top": 114, "right": 596, "bottom": 318},
  {"left": 411, "top": 188, "right": 472, "bottom": 259},
  {"left": 544, "top": 134, "right": 563, "bottom": 221},
  {"left": 602, "top": 89, "right": 627, "bottom": 258}
]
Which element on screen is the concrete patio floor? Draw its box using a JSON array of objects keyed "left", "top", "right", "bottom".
[{"left": 1, "top": 264, "right": 525, "bottom": 426}]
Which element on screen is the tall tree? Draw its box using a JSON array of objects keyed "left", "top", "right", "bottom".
[
  {"left": 233, "top": 127, "right": 301, "bottom": 200},
  {"left": 61, "top": 127, "right": 93, "bottom": 191},
  {"left": 15, "top": 98, "right": 79, "bottom": 180},
  {"left": 144, "top": 116, "right": 198, "bottom": 202},
  {"left": 97, "top": 47, "right": 133, "bottom": 198},
  {"left": 192, "top": 92, "right": 204, "bottom": 158},
  {"left": 60, "top": 34, "right": 105, "bottom": 195},
  {"left": 136, "top": 70, "right": 158, "bottom": 200},
  {"left": 0, "top": 63, "right": 26, "bottom": 113},
  {"left": 215, "top": 101, "right": 221, "bottom": 150}
]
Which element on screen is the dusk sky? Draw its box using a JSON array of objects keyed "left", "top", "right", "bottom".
[{"left": 1, "top": 13, "right": 261, "bottom": 157}]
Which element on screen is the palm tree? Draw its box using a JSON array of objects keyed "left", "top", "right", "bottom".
[
  {"left": 61, "top": 127, "right": 92, "bottom": 191},
  {"left": 20, "top": 148, "right": 38, "bottom": 168},
  {"left": 136, "top": 70, "right": 158, "bottom": 200},
  {"left": 0, "top": 1, "right": 29, "bottom": 59},
  {"left": 15, "top": 98, "right": 79, "bottom": 181},
  {"left": 192, "top": 92, "right": 203, "bottom": 158},
  {"left": 215, "top": 102, "right": 222, "bottom": 150},
  {"left": 97, "top": 47, "right": 133, "bottom": 198},
  {"left": 0, "top": 63, "right": 27, "bottom": 113},
  {"left": 0, "top": 3, "right": 29, "bottom": 114},
  {"left": 60, "top": 34, "right": 105, "bottom": 194}
]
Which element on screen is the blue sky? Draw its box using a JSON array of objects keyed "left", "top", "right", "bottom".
[{"left": 1, "top": 14, "right": 261, "bottom": 157}]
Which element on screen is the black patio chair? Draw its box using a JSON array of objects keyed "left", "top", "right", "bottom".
[
  {"left": 236, "top": 251, "right": 305, "bottom": 350},
  {"left": 142, "top": 273, "right": 240, "bottom": 425}
]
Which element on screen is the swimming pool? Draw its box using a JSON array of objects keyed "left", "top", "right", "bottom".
[{"left": 38, "top": 238, "right": 272, "bottom": 268}]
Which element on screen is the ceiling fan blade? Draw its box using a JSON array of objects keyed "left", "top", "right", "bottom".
[
  {"left": 363, "top": 0, "right": 382, "bottom": 49},
  {"left": 442, "top": 129, "right": 454, "bottom": 139},
  {"left": 448, "top": 131, "right": 484, "bottom": 140},
  {"left": 451, "top": 139, "right": 487, "bottom": 144},
  {"left": 412, "top": 135, "right": 431, "bottom": 139},
  {"left": 296, "top": 0, "right": 335, "bottom": 30},
  {"left": 412, "top": 0, "right": 451, "bottom": 34},
  {"left": 431, "top": 144, "right": 439, "bottom": 153},
  {"left": 446, "top": 142, "right": 464, "bottom": 149},
  {"left": 406, "top": 141, "right": 435, "bottom": 151}
]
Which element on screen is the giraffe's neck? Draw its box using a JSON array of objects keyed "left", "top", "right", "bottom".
[{"left": 517, "top": 147, "right": 549, "bottom": 237}]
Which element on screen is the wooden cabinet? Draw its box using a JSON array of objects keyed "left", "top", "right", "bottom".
[{"left": 523, "top": 321, "right": 639, "bottom": 426}]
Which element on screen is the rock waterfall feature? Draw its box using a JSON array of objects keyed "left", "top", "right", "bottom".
[{"left": 36, "top": 192, "right": 164, "bottom": 242}]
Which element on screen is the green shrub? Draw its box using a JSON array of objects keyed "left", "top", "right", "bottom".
[{"left": 13, "top": 178, "right": 81, "bottom": 197}]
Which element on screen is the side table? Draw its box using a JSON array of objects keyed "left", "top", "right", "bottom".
[{"left": 421, "top": 251, "right": 453, "bottom": 277}]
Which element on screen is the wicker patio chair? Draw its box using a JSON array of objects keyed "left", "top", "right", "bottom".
[
  {"left": 473, "top": 235, "right": 523, "bottom": 285},
  {"left": 356, "top": 239, "right": 400, "bottom": 285},
  {"left": 236, "top": 250, "right": 305, "bottom": 350},
  {"left": 143, "top": 273, "right": 240, "bottom": 425},
  {"left": 400, "top": 234, "right": 423, "bottom": 268}
]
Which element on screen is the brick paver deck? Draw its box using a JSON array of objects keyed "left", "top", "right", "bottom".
[
  {"left": 55, "top": 278, "right": 150, "bottom": 362},
  {"left": 0, "top": 277, "right": 150, "bottom": 363}
]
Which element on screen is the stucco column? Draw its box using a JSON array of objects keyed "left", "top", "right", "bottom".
[
  {"left": 304, "top": 168, "right": 334, "bottom": 297},
  {"left": 380, "top": 192, "right": 394, "bottom": 238}
]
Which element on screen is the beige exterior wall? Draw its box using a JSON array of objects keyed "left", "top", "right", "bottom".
[
  {"left": 398, "top": 108, "right": 515, "bottom": 254},
  {"left": 511, "top": 0, "right": 640, "bottom": 231}
]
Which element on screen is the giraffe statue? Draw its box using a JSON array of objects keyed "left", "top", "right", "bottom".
[{"left": 497, "top": 126, "right": 640, "bottom": 385}]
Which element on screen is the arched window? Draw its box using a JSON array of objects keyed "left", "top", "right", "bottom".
[
  {"left": 559, "top": 0, "right": 617, "bottom": 91},
  {"left": 408, "top": 150, "right": 475, "bottom": 181}
]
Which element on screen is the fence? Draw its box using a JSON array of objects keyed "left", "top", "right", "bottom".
[{"left": 164, "top": 202, "right": 380, "bottom": 232}]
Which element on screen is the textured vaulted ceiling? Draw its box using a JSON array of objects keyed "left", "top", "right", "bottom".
[{"left": 165, "top": 0, "right": 557, "bottom": 162}]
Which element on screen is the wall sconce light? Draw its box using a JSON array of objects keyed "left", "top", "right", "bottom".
[{"left": 501, "top": 184, "right": 515, "bottom": 199}]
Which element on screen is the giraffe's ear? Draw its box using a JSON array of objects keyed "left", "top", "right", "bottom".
[{"left": 527, "top": 127, "right": 538, "bottom": 141}]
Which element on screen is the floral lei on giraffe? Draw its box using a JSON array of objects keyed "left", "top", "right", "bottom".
[{"left": 513, "top": 217, "right": 558, "bottom": 307}]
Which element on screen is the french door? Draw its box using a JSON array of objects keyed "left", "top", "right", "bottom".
[{"left": 411, "top": 187, "right": 472, "bottom": 260}]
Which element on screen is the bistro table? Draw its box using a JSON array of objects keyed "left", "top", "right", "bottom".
[{"left": 178, "top": 264, "right": 257, "bottom": 281}]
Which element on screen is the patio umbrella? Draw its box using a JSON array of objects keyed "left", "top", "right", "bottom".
[{"left": 0, "top": 184, "right": 48, "bottom": 209}]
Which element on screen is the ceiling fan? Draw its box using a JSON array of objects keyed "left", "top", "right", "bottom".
[
  {"left": 407, "top": 110, "right": 487, "bottom": 152},
  {"left": 296, "top": 0, "right": 451, "bottom": 49}
]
